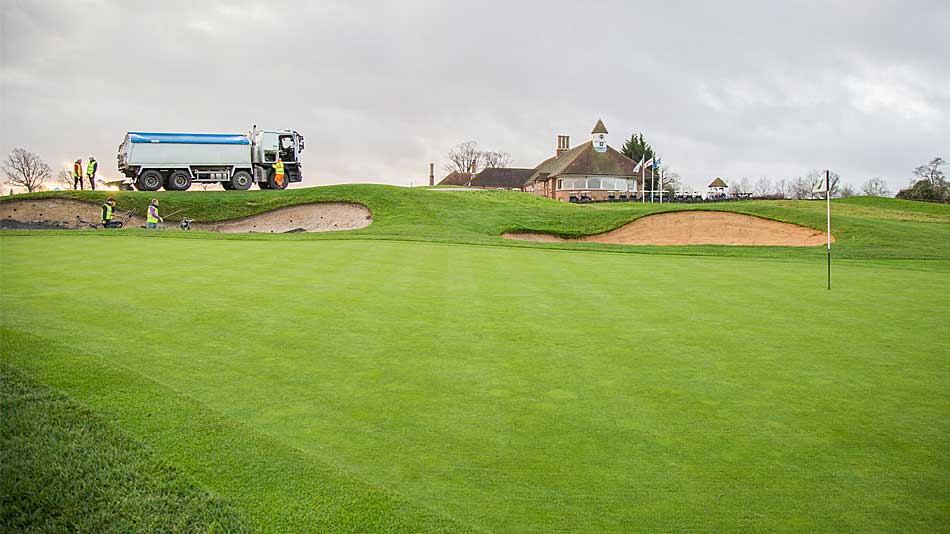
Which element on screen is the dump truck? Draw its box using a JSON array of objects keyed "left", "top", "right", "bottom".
[{"left": 115, "top": 126, "right": 304, "bottom": 191}]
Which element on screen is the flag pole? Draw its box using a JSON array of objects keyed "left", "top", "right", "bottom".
[
  {"left": 826, "top": 169, "right": 831, "bottom": 291},
  {"left": 641, "top": 161, "right": 645, "bottom": 203}
]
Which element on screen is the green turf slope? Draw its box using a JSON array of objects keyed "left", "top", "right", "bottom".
[
  {"left": 4, "top": 187, "right": 950, "bottom": 260},
  {"left": 2, "top": 234, "right": 948, "bottom": 532},
  {"left": 0, "top": 364, "right": 252, "bottom": 533}
]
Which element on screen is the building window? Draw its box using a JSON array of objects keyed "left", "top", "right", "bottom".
[{"left": 557, "top": 179, "right": 562, "bottom": 189}]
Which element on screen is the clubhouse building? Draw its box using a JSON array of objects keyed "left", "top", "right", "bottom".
[{"left": 440, "top": 120, "right": 641, "bottom": 201}]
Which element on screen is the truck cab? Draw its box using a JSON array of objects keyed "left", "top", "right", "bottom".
[{"left": 251, "top": 128, "right": 305, "bottom": 189}]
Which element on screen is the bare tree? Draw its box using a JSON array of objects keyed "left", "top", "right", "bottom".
[
  {"left": 57, "top": 168, "right": 75, "bottom": 190},
  {"left": 732, "top": 176, "right": 752, "bottom": 195},
  {"left": 444, "top": 141, "right": 482, "bottom": 174},
  {"left": 752, "top": 177, "right": 772, "bottom": 197},
  {"left": 789, "top": 176, "right": 812, "bottom": 199},
  {"left": 861, "top": 177, "right": 891, "bottom": 197},
  {"left": 2, "top": 148, "right": 51, "bottom": 193},
  {"left": 482, "top": 151, "right": 512, "bottom": 169},
  {"left": 838, "top": 183, "right": 857, "bottom": 198},
  {"left": 773, "top": 178, "right": 789, "bottom": 198}
]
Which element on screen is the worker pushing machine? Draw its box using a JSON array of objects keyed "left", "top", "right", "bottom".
[
  {"left": 273, "top": 158, "right": 285, "bottom": 188},
  {"left": 101, "top": 197, "right": 122, "bottom": 228},
  {"left": 86, "top": 156, "right": 98, "bottom": 190},
  {"left": 146, "top": 198, "right": 163, "bottom": 229},
  {"left": 73, "top": 159, "right": 84, "bottom": 190}
]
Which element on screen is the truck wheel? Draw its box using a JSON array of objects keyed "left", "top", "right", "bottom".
[
  {"left": 222, "top": 181, "right": 234, "bottom": 190},
  {"left": 166, "top": 170, "right": 192, "bottom": 191},
  {"left": 137, "top": 170, "right": 163, "bottom": 191},
  {"left": 267, "top": 169, "right": 289, "bottom": 190},
  {"left": 230, "top": 171, "right": 253, "bottom": 191},
  {"left": 258, "top": 181, "right": 271, "bottom": 190}
]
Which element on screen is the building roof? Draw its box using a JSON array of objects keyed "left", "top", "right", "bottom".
[
  {"left": 438, "top": 171, "right": 474, "bottom": 186},
  {"left": 591, "top": 119, "right": 608, "bottom": 134},
  {"left": 470, "top": 167, "right": 537, "bottom": 188},
  {"left": 530, "top": 141, "right": 637, "bottom": 181},
  {"left": 708, "top": 177, "right": 728, "bottom": 188}
]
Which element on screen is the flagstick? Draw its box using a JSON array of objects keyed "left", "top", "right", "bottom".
[{"left": 826, "top": 169, "right": 831, "bottom": 291}]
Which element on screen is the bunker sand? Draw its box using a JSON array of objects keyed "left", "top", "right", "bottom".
[
  {"left": 504, "top": 211, "right": 833, "bottom": 246},
  {"left": 0, "top": 198, "right": 372, "bottom": 233}
]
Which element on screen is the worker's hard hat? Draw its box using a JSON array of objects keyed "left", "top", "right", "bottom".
[{"left": 89, "top": 156, "right": 95, "bottom": 159}]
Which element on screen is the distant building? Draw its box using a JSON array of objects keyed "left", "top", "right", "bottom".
[
  {"left": 466, "top": 120, "right": 641, "bottom": 201},
  {"left": 437, "top": 171, "right": 474, "bottom": 186},
  {"left": 470, "top": 168, "right": 537, "bottom": 191}
]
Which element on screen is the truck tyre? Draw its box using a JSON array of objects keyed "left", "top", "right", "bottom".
[
  {"left": 222, "top": 181, "right": 234, "bottom": 190},
  {"left": 166, "top": 170, "right": 192, "bottom": 191},
  {"left": 230, "top": 171, "right": 253, "bottom": 191},
  {"left": 258, "top": 181, "right": 271, "bottom": 190},
  {"left": 266, "top": 169, "right": 289, "bottom": 190},
  {"left": 137, "top": 170, "right": 163, "bottom": 191}
]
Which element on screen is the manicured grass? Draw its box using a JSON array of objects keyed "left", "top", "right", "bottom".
[
  {"left": 0, "top": 364, "right": 251, "bottom": 533},
  {"left": 5, "top": 186, "right": 950, "bottom": 260},
  {"left": 2, "top": 235, "right": 948, "bottom": 532}
]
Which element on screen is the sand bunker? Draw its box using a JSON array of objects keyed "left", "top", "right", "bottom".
[
  {"left": 191, "top": 203, "right": 371, "bottom": 233},
  {"left": 503, "top": 211, "right": 833, "bottom": 246},
  {"left": 0, "top": 198, "right": 372, "bottom": 233}
]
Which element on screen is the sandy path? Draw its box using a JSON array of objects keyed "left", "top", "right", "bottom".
[
  {"left": 1, "top": 198, "right": 371, "bottom": 233},
  {"left": 503, "top": 211, "right": 833, "bottom": 246}
]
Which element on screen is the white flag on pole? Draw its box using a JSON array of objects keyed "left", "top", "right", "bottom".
[{"left": 633, "top": 156, "right": 644, "bottom": 173}]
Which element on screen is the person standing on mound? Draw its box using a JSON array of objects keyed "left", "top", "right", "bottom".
[{"left": 146, "top": 199, "right": 163, "bottom": 229}]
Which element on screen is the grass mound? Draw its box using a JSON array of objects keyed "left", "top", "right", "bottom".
[{"left": 4, "top": 186, "right": 950, "bottom": 260}]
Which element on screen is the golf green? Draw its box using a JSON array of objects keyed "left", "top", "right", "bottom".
[{"left": 2, "top": 234, "right": 948, "bottom": 532}]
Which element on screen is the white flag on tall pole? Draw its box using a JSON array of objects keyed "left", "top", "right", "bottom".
[{"left": 633, "top": 156, "right": 644, "bottom": 173}]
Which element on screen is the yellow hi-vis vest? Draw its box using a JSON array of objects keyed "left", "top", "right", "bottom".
[
  {"left": 87, "top": 160, "right": 97, "bottom": 177},
  {"left": 74, "top": 162, "right": 83, "bottom": 178},
  {"left": 102, "top": 204, "right": 114, "bottom": 221},
  {"left": 273, "top": 160, "right": 285, "bottom": 175},
  {"left": 147, "top": 205, "right": 160, "bottom": 223}
]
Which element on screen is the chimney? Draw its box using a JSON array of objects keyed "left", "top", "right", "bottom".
[
  {"left": 556, "top": 135, "right": 570, "bottom": 157},
  {"left": 429, "top": 163, "right": 434, "bottom": 186}
]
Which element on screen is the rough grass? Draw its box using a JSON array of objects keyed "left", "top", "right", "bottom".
[{"left": 0, "top": 364, "right": 252, "bottom": 533}]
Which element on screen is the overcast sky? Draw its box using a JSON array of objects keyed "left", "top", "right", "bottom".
[{"left": 1, "top": 0, "right": 947, "bottom": 192}]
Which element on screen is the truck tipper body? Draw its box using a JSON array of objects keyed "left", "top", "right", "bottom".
[{"left": 116, "top": 127, "right": 304, "bottom": 191}]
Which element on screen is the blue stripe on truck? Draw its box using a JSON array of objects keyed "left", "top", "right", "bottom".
[{"left": 128, "top": 132, "right": 251, "bottom": 145}]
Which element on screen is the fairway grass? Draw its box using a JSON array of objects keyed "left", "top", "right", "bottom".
[{"left": 2, "top": 233, "right": 948, "bottom": 532}]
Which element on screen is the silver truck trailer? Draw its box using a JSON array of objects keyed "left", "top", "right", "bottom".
[{"left": 116, "top": 126, "right": 304, "bottom": 191}]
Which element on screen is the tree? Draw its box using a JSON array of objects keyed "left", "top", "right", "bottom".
[
  {"left": 444, "top": 141, "right": 482, "bottom": 174},
  {"left": 789, "top": 176, "right": 812, "bottom": 200},
  {"left": 621, "top": 133, "right": 656, "bottom": 166},
  {"left": 773, "top": 178, "right": 789, "bottom": 199},
  {"left": 57, "top": 168, "right": 75, "bottom": 190},
  {"left": 659, "top": 168, "right": 681, "bottom": 195},
  {"left": 896, "top": 180, "right": 943, "bottom": 202},
  {"left": 861, "top": 177, "right": 891, "bottom": 197},
  {"left": 2, "top": 148, "right": 50, "bottom": 193},
  {"left": 732, "top": 177, "right": 752, "bottom": 195},
  {"left": 913, "top": 157, "right": 946, "bottom": 188},
  {"left": 838, "top": 183, "right": 856, "bottom": 198},
  {"left": 482, "top": 151, "right": 512, "bottom": 169},
  {"left": 752, "top": 177, "right": 773, "bottom": 198}
]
